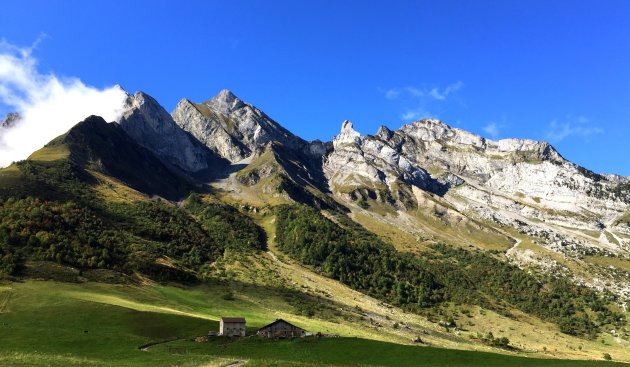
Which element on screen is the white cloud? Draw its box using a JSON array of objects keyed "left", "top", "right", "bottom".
[
  {"left": 385, "top": 88, "right": 400, "bottom": 100},
  {"left": 426, "top": 81, "right": 463, "bottom": 100},
  {"left": 383, "top": 81, "right": 464, "bottom": 102},
  {"left": 402, "top": 110, "right": 421, "bottom": 121},
  {"left": 405, "top": 87, "right": 424, "bottom": 98},
  {"left": 0, "top": 39, "right": 127, "bottom": 168},
  {"left": 401, "top": 108, "right": 434, "bottom": 122},
  {"left": 545, "top": 116, "right": 603, "bottom": 143},
  {"left": 383, "top": 81, "right": 463, "bottom": 123},
  {"left": 483, "top": 122, "right": 500, "bottom": 139}
]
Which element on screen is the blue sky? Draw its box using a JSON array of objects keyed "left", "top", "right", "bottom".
[{"left": 1, "top": 1, "right": 629, "bottom": 174}]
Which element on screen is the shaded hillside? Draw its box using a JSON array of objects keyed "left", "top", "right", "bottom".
[
  {"left": 51, "top": 115, "right": 193, "bottom": 200},
  {"left": 274, "top": 204, "right": 624, "bottom": 337},
  {"left": 0, "top": 116, "right": 267, "bottom": 282},
  {"left": 0, "top": 195, "right": 266, "bottom": 281},
  {"left": 235, "top": 142, "right": 342, "bottom": 211},
  {"left": 0, "top": 116, "right": 195, "bottom": 201}
]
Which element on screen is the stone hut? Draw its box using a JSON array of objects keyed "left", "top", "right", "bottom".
[
  {"left": 220, "top": 317, "right": 246, "bottom": 337},
  {"left": 257, "top": 319, "right": 306, "bottom": 338}
]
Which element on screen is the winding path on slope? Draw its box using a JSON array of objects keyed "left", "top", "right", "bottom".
[
  {"left": 224, "top": 360, "right": 248, "bottom": 367},
  {"left": 505, "top": 236, "right": 523, "bottom": 258},
  {"left": 138, "top": 339, "right": 249, "bottom": 366}
]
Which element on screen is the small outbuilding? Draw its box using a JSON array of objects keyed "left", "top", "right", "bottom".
[
  {"left": 220, "top": 317, "right": 246, "bottom": 337},
  {"left": 257, "top": 319, "right": 306, "bottom": 338}
]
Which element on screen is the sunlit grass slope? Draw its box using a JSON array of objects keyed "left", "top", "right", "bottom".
[{"left": 0, "top": 280, "right": 625, "bottom": 367}]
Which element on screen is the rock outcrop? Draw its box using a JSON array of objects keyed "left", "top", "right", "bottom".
[
  {"left": 0, "top": 112, "right": 21, "bottom": 128},
  {"left": 323, "top": 120, "right": 447, "bottom": 208}
]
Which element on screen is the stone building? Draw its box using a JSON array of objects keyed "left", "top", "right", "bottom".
[{"left": 219, "top": 317, "right": 246, "bottom": 337}]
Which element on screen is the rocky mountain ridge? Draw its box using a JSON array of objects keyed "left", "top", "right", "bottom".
[
  {"left": 4, "top": 89, "right": 630, "bottom": 365},
  {"left": 105, "top": 88, "right": 630, "bottom": 305},
  {"left": 325, "top": 117, "right": 628, "bottom": 221},
  {"left": 114, "top": 88, "right": 629, "bottom": 233}
]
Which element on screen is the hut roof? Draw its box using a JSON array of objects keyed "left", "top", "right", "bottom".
[
  {"left": 258, "top": 319, "right": 304, "bottom": 331},
  {"left": 221, "top": 317, "right": 246, "bottom": 323}
]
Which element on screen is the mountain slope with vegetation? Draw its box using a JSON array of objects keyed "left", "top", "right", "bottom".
[{"left": 1, "top": 89, "right": 630, "bottom": 366}]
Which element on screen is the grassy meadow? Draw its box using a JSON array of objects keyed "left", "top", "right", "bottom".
[{"left": 0, "top": 279, "right": 627, "bottom": 367}]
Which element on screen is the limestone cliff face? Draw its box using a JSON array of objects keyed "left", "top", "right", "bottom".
[
  {"left": 323, "top": 121, "right": 444, "bottom": 207},
  {"left": 171, "top": 89, "right": 325, "bottom": 162},
  {"left": 399, "top": 120, "right": 628, "bottom": 219},
  {"left": 121, "top": 88, "right": 628, "bottom": 230},
  {"left": 118, "top": 91, "right": 226, "bottom": 173},
  {"left": 324, "top": 118, "right": 629, "bottom": 223}
]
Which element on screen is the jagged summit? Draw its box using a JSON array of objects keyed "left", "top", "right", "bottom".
[
  {"left": 375, "top": 125, "right": 393, "bottom": 140},
  {"left": 172, "top": 89, "right": 313, "bottom": 163},
  {"left": 399, "top": 118, "right": 564, "bottom": 160},
  {"left": 118, "top": 90, "right": 228, "bottom": 173},
  {"left": 335, "top": 120, "right": 361, "bottom": 146},
  {"left": 213, "top": 88, "right": 239, "bottom": 101},
  {"left": 205, "top": 89, "right": 246, "bottom": 114},
  {"left": 324, "top": 118, "right": 627, "bottom": 216}
]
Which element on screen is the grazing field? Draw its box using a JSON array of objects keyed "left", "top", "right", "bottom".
[
  {"left": 157, "top": 338, "right": 626, "bottom": 367},
  {"left": 0, "top": 280, "right": 626, "bottom": 367}
]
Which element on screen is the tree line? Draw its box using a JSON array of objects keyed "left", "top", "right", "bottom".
[{"left": 274, "top": 204, "right": 624, "bottom": 337}]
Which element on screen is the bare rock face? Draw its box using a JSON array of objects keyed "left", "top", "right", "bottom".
[
  {"left": 324, "top": 118, "right": 629, "bottom": 222},
  {"left": 0, "top": 112, "right": 21, "bottom": 128},
  {"left": 118, "top": 91, "right": 226, "bottom": 173},
  {"left": 325, "top": 121, "right": 434, "bottom": 193},
  {"left": 398, "top": 120, "right": 628, "bottom": 218},
  {"left": 324, "top": 120, "right": 457, "bottom": 207},
  {"left": 172, "top": 89, "right": 322, "bottom": 162}
]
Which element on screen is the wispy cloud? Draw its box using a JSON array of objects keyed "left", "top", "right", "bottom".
[
  {"left": 0, "top": 39, "right": 127, "bottom": 168},
  {"left": 385, "top": 81, "right": 464, "bottom": 102},
  {"left": 427, "top": 81, "right": 464, "bottom": 100},
  {"left": 383, "top": 81, "right": 464, "bottom": 122},
  {"left": 385, "top": 88, "right": 400, "bottom": 100},
  {"left": 545, "top": 116, "right": 603, "bottom": 143},
  {"left": 401, "top": 108, "right": 434, "bottom": 121},
  {"left": 483, "top": 122, "right": 500, "bottom": 139}
]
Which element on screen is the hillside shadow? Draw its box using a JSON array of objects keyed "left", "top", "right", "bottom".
[{"left": 192, "top": 163, "right": 248, "bottom": 181}]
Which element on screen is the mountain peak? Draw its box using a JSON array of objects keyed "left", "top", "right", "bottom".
[
  {"left": 333, "top": 120, "right": 361, "bottom": 146},
  {"left": 172, "top": 89, "right": 309, "bottom": 162},
  {"left": 376, "top": 125, "right": 393, "bottom": 140},
  {"left": 340, "top": 120, "right": 360, "bottom": 136},
  {"left": 54, "top": 115, "right": 192, "bottom": 199},
  {"left": 118, "top": 90, "right": 227, "bottom": 173},
  {"left": 215, "top": 89, "right": 239, "bottom": 101},
  {"left": 206, "top": 89, "right": 245, "bottom": 114}
]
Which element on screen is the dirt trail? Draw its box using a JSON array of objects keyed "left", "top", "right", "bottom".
[
  {"left": 0, "top": 288, "right": 13, "bottom": 313},
  {"left": 138, "top": 337, "right": 181, "bottom": 351},
  {"left": 224, "top": 360, "right": 248, "bottom": 367},
  {"left": 505, "top": 237, "right": 523, "bottom": 257}
]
